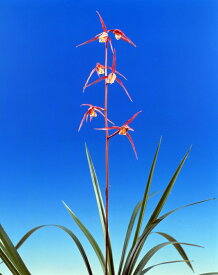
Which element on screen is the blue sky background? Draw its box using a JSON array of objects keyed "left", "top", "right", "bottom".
[{"left": 0, "top": 0, "right": 217, "bottom": 274}]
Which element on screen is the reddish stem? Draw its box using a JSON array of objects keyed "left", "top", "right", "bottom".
[{"left": 104, "top": 42, "right": 109, "bottom": 275}]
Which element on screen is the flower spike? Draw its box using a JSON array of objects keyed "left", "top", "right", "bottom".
[
  {"left": 78, "top": 104, "right": 114, "bottom": 132},
  {"left": 84, "top": 51, "right": 133, "bottom": 101},
  {"left": 95, "top": 111, "right": 142, "bottom": 159}
]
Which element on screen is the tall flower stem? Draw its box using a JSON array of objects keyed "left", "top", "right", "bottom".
[{"left": 104, "top": 42, "right": 109, "bottom": 275}]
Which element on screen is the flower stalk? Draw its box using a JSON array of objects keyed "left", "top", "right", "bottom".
[{"left": 104, "top": 42, "right": 110, "bottom": 275}]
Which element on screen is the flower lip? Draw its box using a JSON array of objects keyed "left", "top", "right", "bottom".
[
  {"left": 98, "top": 32, "right": 109, "bottom": 43},
  {"left": 106, "top": 73, "right": 117, "bottom": 84}
]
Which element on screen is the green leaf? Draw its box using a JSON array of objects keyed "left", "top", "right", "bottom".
[
  {"left": 198, "top": 273, "right": 218, "bottom": 275},
  {"left": 133, "top": 138, "right": 161, "bottom": 247},
  {"left": 118, "top": 192, "right": 158, "bottom": 275},
  {"left": 122, "top": 198, "right": 214, "bottom": 275},
  {"left": 63, "top": 201, "right": 105, "bottom": 272},
  {"left": 133, "top": 241, "right": 201, "bottom": 275},
  {"left": 85, "top": 144, "right": 115, "bottom": 275},
  {"left": 123, "top": 147, "right": 191, "bottom": 274},
  {"left": 0, "top": 224, "right": 31, "bottom": 275},
  {"left": 154, "top": 232, "right": 194, "bottom": 271},
  {"left": 141, "top": 260, "right": 191, "bottom": 274},
  {"left": 147, "top": 146, "right": 191, "bottom": 226},
  {"left": 118, "top": 201, "right": 142, "bottom": 275},
  {"left": 0, "top": 245, "right": 20, "bottom": 275},
  {"left": 8, "top": 224, "right": 93, "bottom": 275}
]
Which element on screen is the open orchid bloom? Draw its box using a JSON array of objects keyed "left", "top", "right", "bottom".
[
  {"left": 76, "top": 11, "right": 111, "bottom": 48},
  {"left": 76, "top": 11, "right": 135, "bottom": 48},
  {"left": 78, "top": 104, "right": 114, "bottom": 132},
  {"left": 83, "top": 62, "right": 127, "bottom": 92},
  {"left": 108, "top": 29, "right": 136, "bottom": 47},
  {"left": 83, "top": 50, "right": 133, "bottom": 101},
  {"left": 95, "top": 111, "right": 142, "bottom": 159}
]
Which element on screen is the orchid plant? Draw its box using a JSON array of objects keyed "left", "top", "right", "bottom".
[{"left": 0, "top": 11, "right": 217, "bottom": 275}]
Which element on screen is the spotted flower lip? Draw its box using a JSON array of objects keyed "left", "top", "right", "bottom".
[
  {"left": 95, "top": 111, "right": 142, "bottom": 159},
  {"left": 83, "top": 50, "right": 133, "bottom": 101},
  {"left": 83, "top": 62, "right": 127, "bottom": 93},
  {"left": 108, "top": 29, "right": 136, "bottom": 47},
  {"left": 78, "top": 104, "right": 114, "bottom": 132}
]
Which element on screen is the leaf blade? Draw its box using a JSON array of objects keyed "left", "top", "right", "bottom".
[
  {"left": 85, "top": 144, "right": 115, "bottom": 275},
  {"left": 133, "top": 138, "right": 161, "bottom": 246},
  {"left": 154, "top": 232, "right": 194, "bottom": 271},
  {"left": 63, "top": 202, "right": 105, "bottom": 272}
]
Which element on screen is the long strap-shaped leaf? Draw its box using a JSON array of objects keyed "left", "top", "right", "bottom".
[
  {"left": 63, "top": 202, "right": 105, "bottom": 273},
  {"left": 0, "top": 225, "right": 31, "bottom": 275},
  {"left": 199, "top": 273, "right": 218, "bottom": 275},
  {"left": 122, "top": 198, "right": 214, "bottom": 275},
  {"left": 7, "top": 224, "right": 93, "bottom": 275},
  {"left": 153, "top": 232, "right": 194, "bottom": 271},
  {"left": 0, "top": 245, "right": 20, "bottom": 275},
  {"left": 117, "top": 201, "right": 142, "bottom": 275},
  {"left": 146, "top": 146, "right": 191, "bottom": 226},
  {"left": 133, "top": 241, "right": 201, "bottom": 275},
  {"left": 132, "top": 138, "right": 161, "bottom": 247},
  {"left": 118, "top": 192, "right": 158, "bottom": 275},
  {"left": 123, "top": 147, "right": 191, "bottom": 274},
  {"left": 141, "top": 260, "right": 191, "bottom": 274},
  {"left": 85, "top": 144, "right": 115, "bottom": 275}
]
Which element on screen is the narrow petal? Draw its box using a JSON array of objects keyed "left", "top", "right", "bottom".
[
  {"left": 95, "top": 126, "right": 120, "bottom": 130},
  {"left": 85, "top": 76, "right": 108, "bottom": 88},
  {"left": 83, "top": 68, "right": 97, "bottom": 92},
  {"left": 78, "top": 112, "right": 89, "bottom": 132},
  {"left": 96, "top": 11, "right": 107, "bottom": 32},
  {"left": 126, "top": 132, "right": 138, "bottom": 159},
  {"left": 108, "top": 130, "right": 119, "bottom": 139},
  {"left": 95, "top": 109, "right": 115, "bottom": 125},
  {"left": 80, "top": 104, "right": 93, "bottom": 107},
  {"left": 124, "top": 110, "right": 142, "bottom": 125},
  {"left": 116, "top": 77, "right": 133, "bottom": 102},
  {"left": 94, "top": 106, "right": 105, "bottom": 111},
  {"left": 76, "top": 36, "right": 99, "bottom": 47},
  {"left": 120, "top": 36, "right": 136, "bottom": 47},
  {"left": 112, "top": 50, "right": 116, "bottom": 73},
  {"left": 109, "top": 40, "right": 114, "bottom": 53},
  {"left": 115, "top": 70, "right": 127, "bottom": 80}
]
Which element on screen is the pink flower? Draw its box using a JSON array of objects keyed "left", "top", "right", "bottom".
[
  {"left": 76, "top": 11, "right": 136, "bottom": 48},
  {"left": 95, "top": 111, "right": 142, "bottom": 159},
  {"left": 108, "top": 29, "right": 136, "bottom": 47},
  {"left": 78, "top": 104, "right": 114, "bottom": 132},
  {"left": 76, "top": 11, "right": 111, "bottom": 47},
  {"left": 83, "top": 50, "right": 133, "bottom": 101},
  {"left": 83, "top": 62, "right": 127, "bottom": 92}
]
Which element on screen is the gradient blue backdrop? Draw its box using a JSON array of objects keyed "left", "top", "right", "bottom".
[{"left": 0, "top": 0, "right": 217, "bottom": 274}]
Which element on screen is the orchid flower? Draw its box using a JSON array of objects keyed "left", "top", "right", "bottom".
[
  {"left": 83, "top": 62, "right": 127, "bottom": 92},
  {"left": 78, "top": 104, "right": 114, "bottom": 132},
  {"left": 83, "top": 50, "right": 133, "bottom": 101},
  {"left": 76, "top": 11, "right": 136, "bottom": 48},
  {"left": 76, "top": 11, "right": 111, "bottom": 48},
  {"left": 95, "top": 111, "right": 142, "bottom": 159},
  {"left": 108, "top": 29, "right": 136, "bottom": 47}
]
